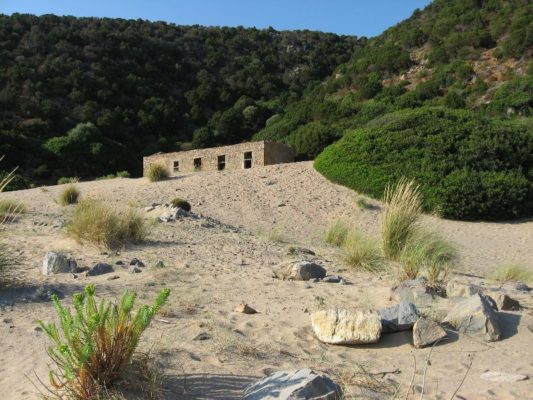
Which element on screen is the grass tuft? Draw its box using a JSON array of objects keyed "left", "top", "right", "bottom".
[
  {"left": 381, "top": 179, "right": 422, "bottom": 260},
  {"left": 66, "top": 200, "right": 147, "bottom": 249},
  {"left": 170, "top": 198, "right": 191, "bottom": 211},
  {"left": 147, "top": 163, "right": 168, "bottom": 182},
  {"left": 38, "top": 284, "right": 169, "bottom": 400},
  {"left": 489, "top": 263, "right": 533, "bottom": 283},
  {"left": 399, "top": 229, "right": 458, "bottom": 283},
  {"left": 58, "top": 184, "right": 80, "bottom": 206},
  {"left": 0, "top": 198, "right": 25, "bottom": 223},
  {"left": 324, "top": 220, "right": 349, "bottom": 246},
  {"left": 342, "top": 229, "right": 385, "bottom": 272}
]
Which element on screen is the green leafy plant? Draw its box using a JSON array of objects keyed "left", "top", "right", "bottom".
[
  {"left": 324, "top": 220, "right": 349, "bottom": 247},
  {"left": 342, "top": 229, "right": 384, "bottom": 272},
  {"left": 59, "top": 184, "right": 80, "bottom": 206},
  {"left": 170, "top": 198, "right": 191, "bottom": 211},
  {"left": 67, "top": 200, "right": 147, "bottom": 249},
  {"left": 489, "top": 263, "right": 533, "bottom": 283},
  {"left": 147, "top": 163, "right": 168, "bottom": 182},
  {"left": 381, "top": 179, "right": 422, "bottom": 260},
  {"left": 38, "top": 284, "right": 170, "bottom": 399}
]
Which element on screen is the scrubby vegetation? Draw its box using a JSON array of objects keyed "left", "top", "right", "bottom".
[
  {"left": 342, "top": 229, "right": 384, "bottom": 272},
  {"left": 38, "top": 284, "right": 169, "bottom": 399},
  {"left": 0, "top": 198, "right": 25, "bottom": 222},
  {"left": 324, "top": 220, "right": 349, "bottom": 247},
  {"left": 57, "top": 177, "right": 79, "bottom": 185},
  {"left": 66, "top": 200, "right": 147, "bottom": 248},
  {"left": 170, "top": 198, "right": 191, "bottom": 211},
  {"left": 58, "top": 184, "right": 80, "bottom": 206},
  {"left": 315, "top": 109, "right": 533, "bottom": 220},
  {"left": 489, "top": 263, "right": 533, "bottom": 283},
  {"left": 147, "top": 163, "right": 168, "bottom": 183}
]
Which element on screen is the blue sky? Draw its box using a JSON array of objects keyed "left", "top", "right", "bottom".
[{"left": 0, "top": 0, "right": 432, "bottom": 37}]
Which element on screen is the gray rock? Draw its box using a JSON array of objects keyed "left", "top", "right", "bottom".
[
  {"left": 154, "top": 260, "right": 166, "bottom": 269},
  {"left": 128, "top": 265, "right": 142, "bottom": 274},
  {"left": 244, "top": 368, "right": 342, "bottom": 400},
  {"left": 234, "top": 303, "right": 258, "bottom": 314},
  {"left": 130, "top": 258, "right": 145, "bottom": 268},
  {"left": 193, "top": 332, "right": 211, "bottom": 341},
  {"left": 390, "top": 279, "right": 436, "bottom": 309},
  {"left": 28, "top": 286, "right": 63, "bottom": 302},
  {"left": 322, "top": 275, "right": 342, "bottom": 283},
  {"left": 42, "top": 252, "right": 78, "bottom": 275},
  {"left": 480, "top": 371, "right": 529, "bottom": 383},
  {"left": 413, "top": 317, "right": 447, "bottom": 348},
  {"left": 311, "top": 309, "right": 381, "bottom": 345},
  {"left": 446, "top": 280, "right": 482, "bottom": 297},
  {"left": 443, "top": 293, "right": 501, "bottom": 341},
  {"left": 379, "top": 302, "right": 419, "bottom": 333},
  {"left": 514, "top": 282, "right": 531, "bottom": 292},
  {"left": 273, "top": 261, "right": 326, "bottom": 281},
  {"left": 87, "top": 263, "right": 114, "bottom": 276}
]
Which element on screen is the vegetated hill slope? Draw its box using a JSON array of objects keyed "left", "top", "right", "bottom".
[
  {"left": 256, "top": 0, "right": 532, "bottom": 220},
  {"left": 0, "top": 14, "right": 358, "bottom": 187}
]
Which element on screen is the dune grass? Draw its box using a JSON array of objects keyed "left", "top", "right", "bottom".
[
  {"left": 58, "top": 184, "right": 80, "bottom": 206},
  {"left": 324, "top": 220, "right": 349, "bottom": 247},
  {"left": 381, "top": 179, "right": 422, "bottom": 261},
  {"left": 0, "top": 198, "right": 25, "bottom": 223},
  {"left": 0, "top": 159, "right": 16, "bottom": 279},
  {"left": 489, "top": 263, "right": 533, "bottom": 283},
  {"left": 147, "top": 163, "right": 168, "bottom": 182},
  {"left": 342, "top": 229, "right": 385, "bottom": 273},
  {"left": 399, "top": 229, "right": 458, "bottom": 283},
  {"left": 67, "top": 200, "right": 147, "bottom": 249}
]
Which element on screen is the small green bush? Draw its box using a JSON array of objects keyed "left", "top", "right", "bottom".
[
  {"left": 147, "top": 163, "right": 168, "bottom": 182},
  {"left": 57, "top": 177, "right": 79, "bottom": 185},
  {"left": 381, "top": 179, "right": 422, "bottom": 261},
  {"left": 67, "top": 200, "right": 147, "bottom": 248},
  {"left": 38, "top": 284, "right": 170, "bottom": 399},
  {"left": 324, "top": 220, "right": 349, "bottom": 247},
  {"left": 400, "top": 229, "right": 458, "bottom": 283},
  {"left": 343, "top": 229, "right": 384, "bottom": 272},
  {"left": 58, "top": 184, "right": 80, "bottom": 206},
  {"left": 170, "top": 198, "right": 191, "bottom": 211},
  {"left": 116, "top": 170, "right": 131, "bottom": 178},
  {"left": 489, "top": 264, "right": 533, "bottom": 283}
]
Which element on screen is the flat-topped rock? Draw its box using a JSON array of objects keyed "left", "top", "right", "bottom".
[
  {"left": 379, "top": 301, "right": 419, "bottom": 333},
  {"left": 311, "top": 309, "right": 381, "bottom": 345},
  {"left": 273, "top": 260, "right": 326, "bottom": 281}
]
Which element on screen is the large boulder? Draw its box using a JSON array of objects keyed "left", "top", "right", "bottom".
[
  {"left": 244, "top": 369, "right": 342, "bottom": 400},
  {"left": 273, "top": 261, "right": 326, "bottom": 281},
  {"left": 311, "top": 309, "right": 381, "bottom": 345},
  {"left": 42, "top": 252, "right": 77, "bottom": 275},
  {"left": 379, "top": 302, "right": 419, "bottom": 333},
  {"left": 413, "top": 317, "right": 447, "bottom": 348},
  {"left": 443, "top": 293, "right": 501, "bottom": 341},
  {"left": 390, "top": 279, "right": 436, "bottom": 310}
]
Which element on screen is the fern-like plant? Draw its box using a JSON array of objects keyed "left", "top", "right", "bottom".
[{"left": 38, "top": 284, "right": 170, "bottom": 399}]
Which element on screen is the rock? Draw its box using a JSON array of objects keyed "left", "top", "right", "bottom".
[
  {"left": 42, "top": 252, "right": 77, "bottom": 275},
  {"left": 287, "top": 246, "right": 316, "bottom": 256},
  {"left": 175, "top": 208, "right": 190, "bottom": 218},
  {"left": 193, "top": 332, "right": 211, "bottom": 341},
  {"left": 128, "top": 265, "right": 142, "bottom": 274},
  {"left": 443, "top": 293, "right": 501, "bottom": 341},
  {"left": 234, "top": 303, "right": 257, "bottom": 314},
  {"left": 129, "top": 258, "right": 145, "bottom": 268},
  {"left": 273, "top": 261, "right": 326, "bottom": 281},
  {"left": 390, "top": 279, "right": 436, "bottom": 309},
  {"left": 27, "top": 286, "right": 63, "bottom": 302},
  {"left": 311, "top": 309, "right": 381, "bottom": 345},
  {"left": 413, "top": 317, "right": 447, "bottom": 348},
  {"left": 480, "top": 371, "right": 529, "bottom": 383},
  {"left": 492, "top": 293, "right": 520, "bottom": 311},
  {"left": 379, "top": 302, "right": 419, "bottom": 333},
  {"left": 86, "top": 263, "right": 114, "bottom": 276},
  {"left": 244, "top": 368, "right": 342, "bottom": 400},
  {"left": 154, "top": 260, "right": 166, "bottom": 269},
  {"left": 514, "top": 282, "right": 531, "bottom": 292},
  {"left": 322, "top": 275, "right": 342, "bottom": 283},
  {"left": 115, "top": 260, "right": 124, "bottom": 265},
  {"left": 107, "top": 275, "right": 120, "bottom": 280},
  {"left": 446, "top": 280, "right": 482, "bottom": 297},
  {"left": 143, "top": 206, "right": 155, "bottom": 212}
]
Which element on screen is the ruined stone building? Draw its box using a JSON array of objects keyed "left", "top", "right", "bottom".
[{"left": 143, "top": 141, "right": 294, "bottom": 176}]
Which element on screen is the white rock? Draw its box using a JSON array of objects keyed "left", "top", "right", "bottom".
[{"left": 311, "top": 309, "right": 381, "bottom": 345}]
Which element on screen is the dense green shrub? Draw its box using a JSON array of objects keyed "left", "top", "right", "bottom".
[
  {"left": 39, "top": 284, "right": 170, "bottom": 399},
  {"left": 147, "top": 163, "right": 168, "bottom": 182},
  {"left": 315, "top": 108, "right": 533, "bottom": 220},
  {"left": 170, "top": 198, "right": 191, "bottom": 211}
]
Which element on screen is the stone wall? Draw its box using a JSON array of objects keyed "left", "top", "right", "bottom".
[{"left": 143, "top": 141, "right": 294, "bottom": 176}]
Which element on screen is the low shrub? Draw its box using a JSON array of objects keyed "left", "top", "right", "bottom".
[
  {"left": 67, "top": 200, "right": 147, "bottom": 248},
  {"left": 324, "top": 220, "right": 349, "bottom": 246},
  {"left": 381, "top": 179, "right": 422, "bottom": 261},
  {"left": 170, "top": 198, "right": 191, "bottom": 211},
  {"left": 58, "top": 184, "right": 80, "bottom": 206},
  {"left": 147, "top": 163, "right": 168, "bottom": 182},
  {"left": 0, "top": 198, "right": 25, "bottom": 222},
  {"left": 57, "top": 177, "right": 79, "bottom": 185},
  {"left": 38, "top": 284, "right": 170, "bottom": 399},
  {"left": 116, "top": 170, "right": 131, "bottom": 178},
  {"left": 400, "top": 229, "right": 458, "bottom": 283},
  {"left": 343, "top": 229, "right": 384, "bottom": 272},
  {"left": 489, "top": 264, "right": 533, "bottom": 283}
]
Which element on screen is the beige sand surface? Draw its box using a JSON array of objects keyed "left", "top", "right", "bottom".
[{"left": 0, "top": 161, "right": 532, "bottom": 399}]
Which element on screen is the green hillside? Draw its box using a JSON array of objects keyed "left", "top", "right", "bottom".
[{"left": 0, "top": 14, "right": 358, "bottom": 187}]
